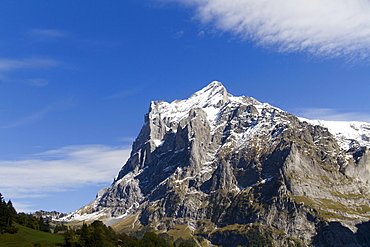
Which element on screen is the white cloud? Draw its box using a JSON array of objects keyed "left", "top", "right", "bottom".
[
  {"left": 172, "top": 0, "right": 370, "bottom": 59},
  {"left": 28, "top": 29, "right": 68, "bottom": 39},
  {"left": 1, "top": 97, "right": 75, "bottom": 129},
  {"left": 293, "top": 107, "right": 370, "bottom": 122},
  {"left": 0, "top": 57, "right": 61, "bottom": 71},
  {"left": 104, "top": 87, "right": 141, "bottom": 100},
  {"left": 198, "top": 30, "right": 205, "bottom": 37},
  {"left": 27, "top": 78, "right": 49, "bottom": 87},
  {"left": 0, "top": 58, "right": 60, "bottom": 87},
  {"left": 173, "top": 30, "right": 185, "bottom": 39},
  {"left": 117, "top": 136, "right": 137, "bottom": 143},
  {"left": 0, "top": 145, "right": 131, "bottom": 199},
  {"left": 10, "top": 201, "right": 36, "bottom": 214}
]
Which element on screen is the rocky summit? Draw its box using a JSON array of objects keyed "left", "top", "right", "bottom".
[{"left": 62, "top": 81, "right": 370, "bottom": 246}]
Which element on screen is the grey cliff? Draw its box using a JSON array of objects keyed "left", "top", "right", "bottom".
[{"left": 63, "top": 81, "right": 370, "bottom": 247}]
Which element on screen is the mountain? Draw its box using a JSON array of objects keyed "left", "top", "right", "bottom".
[
  {"left": 61, "top": 81, "right": 370, "bottom": 246},
  {"left": 33, "top": 210, "right": 67, "bottom": 222}
]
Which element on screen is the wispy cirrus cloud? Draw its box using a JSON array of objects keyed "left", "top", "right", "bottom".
[
  {"left": 27, "top": 29, "right": 68, "bottom": 39},
  {"left": 26, "top": 78, "right": 49, "bottom": 87},
  {"left": 1, "top": 97, "right": 75, "bottom": 129},
  {"left": 104, "top": 87, "right": 142, "bottom": 100},
  {"left": 293, "top": 107, "right": 370, "bottom": 123},
  {"left": 0, "top": 57, "right": 61, "bottom": 72},
  {"left": 0, "top": 57, "right": 61, "bottom": 87},
  {"left": 0, "top": 145, "right": 131, "bottom": 200},
  {"left": 171, "top": 0, "right": 370, "bottom": 59},
  {"left": 117, "top": 136, "right": 136, "bottom": 143}
]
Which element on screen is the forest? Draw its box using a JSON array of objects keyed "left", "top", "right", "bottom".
[{"left": 62, "top": 221, "right": 173, "bottom": 247}]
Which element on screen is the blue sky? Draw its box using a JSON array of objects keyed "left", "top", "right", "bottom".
[{"left": 1, "top": 0, "right": 370, "bottom": 213}]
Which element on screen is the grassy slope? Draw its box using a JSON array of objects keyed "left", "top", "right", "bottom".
[{"left": 0, "top": 223, "right": 63, "bottom": 247}]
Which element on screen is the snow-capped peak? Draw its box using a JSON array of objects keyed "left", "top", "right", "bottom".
[
  {"left": 149, "top": 81, "right": 231, "bottom": 124},
  {"left": 188, "top": 80, "right": 229, "bottom": 107},
  {"left": 62, "top": 81, "right": 370, "bottom": 230}
]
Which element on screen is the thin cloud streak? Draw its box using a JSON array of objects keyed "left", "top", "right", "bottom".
[
  {"left": 1, "top": 97, "right": 75, "bottom": 129},
  {"left": 0, "top": 145, "right": 131, "bottom": 200},
  {"left": 26, "top": 78, "right": 49, "bottom": 87},
  {"left": 172, "top": 0, "right": 370, "bottom": 59},
  {"left": 27, "top": 29, "right": 68, "bottom": 39},
  {"left": 104, "top": 88, "right": 141, "bottom": 100},
  {"left": 117, "top": 137, "right": 136, "bottom": 143},
  {"left": 0, "top": 57, "right": 61, "bottom": 87},
  {"left": 0, "top": 57, "right": 61, "bottom": 71}
]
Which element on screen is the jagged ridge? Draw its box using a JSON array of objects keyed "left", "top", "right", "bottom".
[{"left": 61, "top": 81, "right": 370, "bottom": 246}]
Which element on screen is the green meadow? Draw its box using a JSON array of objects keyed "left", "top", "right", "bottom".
[{"left": 0, "top": 223, "right": 63, "bottom": 247}]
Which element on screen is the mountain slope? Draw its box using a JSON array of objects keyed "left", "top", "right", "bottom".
[{"left": 61, "top": 81, "right": 370, "bottom": 246}]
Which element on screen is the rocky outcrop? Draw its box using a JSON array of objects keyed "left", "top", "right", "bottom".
[
  {"left": 62, "top": 81, "right": 370, "bottom": 246},
  {"left": 33, "top": 210, "right": 67, "bottom": 222}
]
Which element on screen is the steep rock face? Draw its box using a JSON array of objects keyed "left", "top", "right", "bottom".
[{"left": 63, "top": 81, "right": 370, "bottom": 246}]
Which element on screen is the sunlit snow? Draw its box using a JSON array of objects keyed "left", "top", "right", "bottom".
[{"left": 300, "top": 118, "right": 370, "bottom": 150}]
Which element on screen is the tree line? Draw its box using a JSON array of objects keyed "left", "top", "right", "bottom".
[
  {"left": 63, "top": 220, "right": 173, "bottom": 247},
  {"left": 0, "top": 193, "right": 176, "bottom": 246},
  {"left": 0, "top": 193, "right": 51, "bottom": 234},
  {"left": 0, "top": 193, "right": 17, "bottom": 234},
  {"left": 1, "top": 192, "right": 193, "bottom": 246}
]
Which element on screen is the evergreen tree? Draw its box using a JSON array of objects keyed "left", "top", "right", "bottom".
[
  {"left": 61, "top": 220, "right": 173, "bottom": 247},
  {"left": 78, "top": 223, "right": 90, "bottom": 247},
  {"left": 0, "top": 193, "right": 8, "bottom": 233},
  {"left": 38, "top": 216, "right": 51, "bottom": 232},
  {"left": 54, "top": 223, "right": 68, "bottom": 234},
  {"left": 0, "top": 193, "right": 18, "bottom": 234},
  {"left": 6, "top": 200, "right": 17, "bottom": 216},
  {"left": 14, "top": 212, "right": 48, "bottom": 232},
  {"left": 64, "top": 229, "right": 78, "bottom": 247}
]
